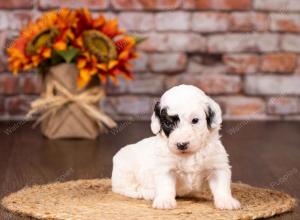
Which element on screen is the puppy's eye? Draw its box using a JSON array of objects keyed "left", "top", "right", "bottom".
[
  {"left": 192, "top": 118, "right": 199, "bottom": 124},
  {"left": 165, "top": 120, "right": 172, "bottom": 127}
]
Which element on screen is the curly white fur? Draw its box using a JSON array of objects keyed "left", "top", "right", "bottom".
[{"left": 112, "top": 85, "right": 240, "bottom": 210}]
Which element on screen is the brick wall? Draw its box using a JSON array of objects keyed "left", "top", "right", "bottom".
[{"left": 1, "top": 0, "right": 300, "bottom": 121}]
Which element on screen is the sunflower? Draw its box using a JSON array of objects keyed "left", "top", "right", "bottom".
[
  {"left": 7, "top": 8, "right": 76, "bottom": 73},
  {"left": 73, "top": 10, "right": 139, "bottom": 88},
  {"left": 75, "top": 32, "right": 138, "bottom": 88}
]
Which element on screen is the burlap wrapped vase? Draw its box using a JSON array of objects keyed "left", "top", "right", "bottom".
[{"left": 27, "top": 63, "right": 116, "bottom": 139}]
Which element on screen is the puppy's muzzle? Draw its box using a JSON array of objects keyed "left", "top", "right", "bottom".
[{"left": 176, "top": 142, "right": 189, "bottom": 151}]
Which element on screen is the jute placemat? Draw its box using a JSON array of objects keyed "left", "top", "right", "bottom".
[{"left": 1, "top": 179, "right": 296, "bottom": 220}]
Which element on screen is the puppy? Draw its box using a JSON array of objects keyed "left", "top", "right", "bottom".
[{"left": 112, "top": 85, "right": 240, "bottom": 210}]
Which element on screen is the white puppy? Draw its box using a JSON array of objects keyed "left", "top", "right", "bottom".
[{"left": 112, "top": 85, "right": 240, "bottom": 210}]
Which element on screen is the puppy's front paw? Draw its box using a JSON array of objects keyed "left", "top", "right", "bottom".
[
  {"left": 214, "top": 196, "right": 241, "bottom": 210},
  {"left": 152, "top": 196, "right": 176, "bottom": 209},
  {"left": 141, "top": 189, "right": 155, "bottom": 201}
]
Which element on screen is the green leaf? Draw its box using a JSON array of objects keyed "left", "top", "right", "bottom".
[
  {"left": 132, "top": 35, "right": 147, "bottom": 44},
  {"left": 55, "top": 46, "right": 80, "bottom": 63}
]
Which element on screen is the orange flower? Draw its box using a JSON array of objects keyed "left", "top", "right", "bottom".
[
  {"left": 75, "top": 35, "right": 138, "bottom": 88},
  {"left": 7, "top": 8, "right": 77, "bottom": 73},
  {"left": 72, "top": 11, "right": 139, "bottom": 88},
  {"left": 42, "top": 48, "right": 52, "bottom": 58},
  {"left": 53, "top": 41, "right": 67, "bottom": 51},
  {"left": 102, "top": 19, "right": 123, "bottom": 38},
  {"left": 7, "top": 8, "right": 142, "bottom": 88}
]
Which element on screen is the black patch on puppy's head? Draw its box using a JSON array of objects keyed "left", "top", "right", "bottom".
[
  {"left": 206, "top": 106, "right": 215, "bottom": 129},
  {"left": 154, "top": 101, "right": 161, "bottom": 119},
  {"left": 154, "top": 102, "right": 179, "bottom": 137}
]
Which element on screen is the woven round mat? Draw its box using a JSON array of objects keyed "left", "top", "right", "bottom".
[{"left": 1, "top": 179, "right": 296, "bottom": 220}]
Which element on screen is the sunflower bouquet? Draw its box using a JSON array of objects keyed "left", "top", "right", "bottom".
[
  {"left": 7, "top": 9, "right": 144, "bottom": 139},
  {"left": 8, "top": 8, "right": 142, "bottom": 88}
]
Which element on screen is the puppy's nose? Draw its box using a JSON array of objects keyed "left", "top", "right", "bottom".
[{"left": 176, "top": 142, "right": 189, "bottom": 151}]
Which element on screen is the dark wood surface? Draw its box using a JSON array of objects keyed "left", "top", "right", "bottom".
[{"left": 0, "top": 121, "right": 299, "bottom": 220}]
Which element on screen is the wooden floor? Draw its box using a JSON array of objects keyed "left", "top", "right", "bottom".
[{"left": 0, "top": 121, "right": 299, "bottom": 220}]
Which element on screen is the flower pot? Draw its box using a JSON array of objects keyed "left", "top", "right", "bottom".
[{"left": 30, "top": 63, "right": 116, "bottom": 139}]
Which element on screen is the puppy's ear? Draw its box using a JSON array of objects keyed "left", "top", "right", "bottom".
[
  {"left": 205, "top": 97, "right": 222, "bottom": 129},
  {"left": 151, "top": 101, "right": 161, "bottom": 134}
]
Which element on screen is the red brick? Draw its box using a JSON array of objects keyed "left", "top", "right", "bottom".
[
  {"left": 230, "top": 12, "right": 269, "bottom": 32},
  {"left": 0, "top": 31, "right": 6, "bottom": 50},
  {"left": 10, "top": 11, "right": 33, "bottom": 30},
  {"left": 253, "top": 33, "right": 280, "bottom": 52},
  {"left": 267, "top": 97, "right": 299, "bottom": 115},
  {"left": 207, "top": 34, "right": 243, "bottom": 53},
  {"left": 106, "top": 74, "right": 164, "bottom": 95},
  {"left": 230, "top": 13, "right": 252, "bottom": 32},
  {"left": 282, "top": 34, "right": 300, "bottom": 52},
  {"left": 260, "top": 53, "right": 297, "bottom": 73},
  {"left": 254, "top": 13, "right": 270, "bottom": 32},
  {"left": 167, "top": 33, "right": 206, "bottom": 52},
  {"left": 187, "top": 60, "right": 227, "bottom": 74},
  {"left": 6, "top": 96, "right": 31, "bottom": 115},
  {"left": 208, "top": 33, "right": 279, "bottom": 53},
  {"left": 254, "top": 0, "right": 300, "bottom": 12},
  {"left": 184, "top": 0, "right": 251, "bottom": 10},
  {"left": 245, "top": 75, "right": 300, "bottom": 95},
  {"left": 166, "top": 73, "right": 242, "bottom": 95},
  {"left": 102, "top": 95, "right": 154, "bottom": 116},
  {"left": 138, "top": 33, "right": 168, "bottom": 52},
  {"left": 270, "top": 14, "right": 300, "bottom": 33},
  {"left": 0, "top": 14, "right": 8, "bottom": 31},
  {"left": 220, "top": 96, "right": 266, "bottom": 116},
  {"left": 186, "top": 56, "right": 203, "bottom": 73},
  {"left": 223, "top": 54, "right": 259, "bottom": 74},
  {"left": 112, "top": 0, "right": 181, "bottom": 10},
  {"left": 138, "top": 33, "right": 206, "bottom": 52},
  {"left": 187, "top": 54, "right": 228, "bottom": 74},
  {"left": 156, "top": 12, "right": 190, "bottom": 31},
  {"left": 119, "top": 12, "right": 154, "bottom": 32},
  {"left": 39, "top": 0, "right": 109, "bottom": 9},
  {"left": 0, "top": 0, "right": 33, "bottom": 9},
  {"left": 149, "top": 53, "right": 187, "bottom": 73},
  {"left": 0, "top": 11, "right": 33, "bottom": 31},
  {"left": 22, "top": 75, "right": 42, "bottom": 95},
  {"left": 0, "top": 75, "right": 20, "bottom": 95},
  {"left": 131, "top": 52, "right": 148, "bottom": 72},
  {"left": 192, "top": 12, "right": 230, "bottom": 33}
]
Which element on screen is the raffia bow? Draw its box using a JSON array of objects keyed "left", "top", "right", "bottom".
[{"left": 27, "top": 80, "right": 117, "bottom": 130}]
